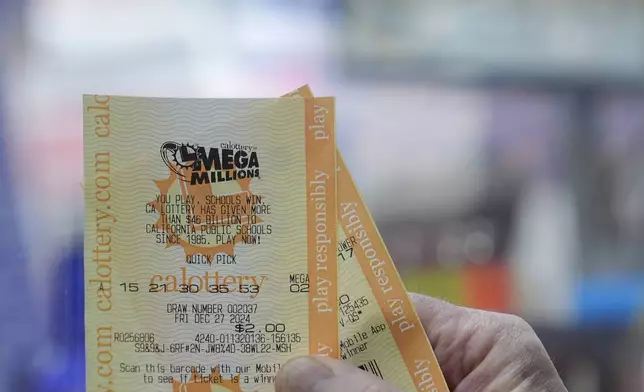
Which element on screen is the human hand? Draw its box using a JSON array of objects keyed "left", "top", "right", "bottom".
[{"left": 275, "top": 293, "right": 568, "bottom": 392}]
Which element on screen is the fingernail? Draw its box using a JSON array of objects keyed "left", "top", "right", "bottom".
[{"left": 276, "top": 356, "right": 334, "bottom": 392}]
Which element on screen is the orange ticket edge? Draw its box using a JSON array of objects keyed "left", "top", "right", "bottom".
[
  {"left": 287, "top": 86, "right": 449, "bottom": 392},
  {"left": 304, "top": 96, "right": 340, "bottom": 358}
]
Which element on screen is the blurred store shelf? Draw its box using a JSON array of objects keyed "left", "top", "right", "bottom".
[{"left": 340, "top": 0, "right": 644, "bottom": 87}]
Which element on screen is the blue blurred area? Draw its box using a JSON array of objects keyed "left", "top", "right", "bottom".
[
  {"left": 576, "top": 274, "right": 644, "bottom": 327},
  {"left": 2, "top": 2, "right": 85, "bottom": 390},
  {"left": 0, "top": 2, "right": 39, "bottom": 389},
  {"left": 0, "top": 23, "right": 39, "bottom": 392},
  {"left": 41, "top": 240, "right": 85, "bottom": 392}
]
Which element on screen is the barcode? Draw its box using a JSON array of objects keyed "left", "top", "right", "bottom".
[{"left": 357, "top": 360, "right": 383, "bottom": 379}]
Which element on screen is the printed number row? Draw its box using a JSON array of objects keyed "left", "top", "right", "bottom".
[{"left": 119, "top": 282, "right": 259, "bottom": 294}]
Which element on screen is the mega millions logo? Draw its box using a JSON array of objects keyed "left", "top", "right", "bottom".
[
  {"left": 148, "top": 141, "right": 264, "bottom": 262},
  {"left": 160, "top": 142, "right": 260, "bottom": 185}
]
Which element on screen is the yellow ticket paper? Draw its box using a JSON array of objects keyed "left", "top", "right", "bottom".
[
  {"left": 285, "top": 87, "right": 449, "bottom": 392},
  {"left": 83, "top": 95, "right": 338, "bottom": 392}
]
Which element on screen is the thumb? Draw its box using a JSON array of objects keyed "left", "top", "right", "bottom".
[{"left": 275, "top": 356, "right": 399, "bottom": 392}]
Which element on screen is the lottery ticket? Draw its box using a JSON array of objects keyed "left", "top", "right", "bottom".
[
  {"left": 285, "top": 86, "right": 449, "bottom": 392},
  {"left": 83, "top": 95, "right": 338, "bottom": 392}
]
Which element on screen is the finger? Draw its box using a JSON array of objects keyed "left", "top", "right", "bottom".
[
  {"left": 275, "top": 356, "right": 400, "bottom": 392},
  {"left": 408, "top": 292, "right": 466, "bottom": 337},
  {"left": 408, "top": 293, "right": 471, "bottom": 355},
  {"left": 409, "top": 293, "right": 567, "bottom": 392},
  {"left": 408, "top": 293, "right": 494, "bottom": 387},
  {"left": 275, "top": 356, "right": 334, "bottom": 392}
]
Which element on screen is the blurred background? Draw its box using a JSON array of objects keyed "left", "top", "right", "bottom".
[{"left": 1, "top": 0, "right": 643, "bottom": 391}]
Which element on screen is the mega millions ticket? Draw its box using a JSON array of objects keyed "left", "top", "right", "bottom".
[
  {"left": 83, "top": 95, "right": 338, "bottom": 391},
  {"left": 285, "top": 86, "right": 449, "bottom": 392}
]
